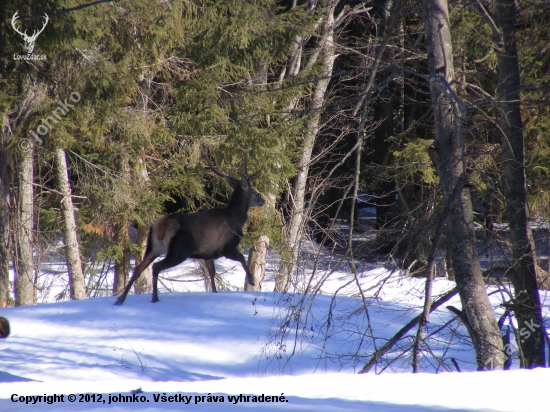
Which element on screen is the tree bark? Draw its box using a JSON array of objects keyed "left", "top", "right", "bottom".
[
  {"left": 276, "top": 0, "right": 339, "bottom": 292},
  {"left": 112, "top": 221, "right": 130, "bottom": 296},
  {"left": 0, "top": 6, "right": 8, "bottom": 303},
  {"left": 54, "top": 148, "right": 87, "bottom": 300},
  {"left": 245, "top": 235, "right": 269, "bottom": 291},
  {"left": 133, "top": 222, "right": 152, "bottom": 294},
  {"left": 133, "top": 73, "right": 154, "bottom": 295},
  {"left": 494, "top": 0, "right": 546, "bottom": 368},
  {"left": 421, "top": 0, "right": 503, "bottom": 370},
  {"left": 244, "top": 63, "right": 272, "bottom": 292},
  {"left": 13, "top": 142, "right": 35, "bottom": 306},
  {"left": 0, "top": 132, "right": 11, "bottom": 307}
]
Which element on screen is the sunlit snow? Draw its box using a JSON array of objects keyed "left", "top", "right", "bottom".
[{"left": 1, "top": 238, "right": 549, "bottom": 411}]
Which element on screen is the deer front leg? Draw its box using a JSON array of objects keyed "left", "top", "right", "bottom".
[{"left": 225, "top": 250, "right": 255, "bottom": 286}]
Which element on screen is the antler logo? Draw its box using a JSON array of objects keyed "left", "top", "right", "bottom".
[{"left": 11, "top": 11, "right": 49, "bottom": 54}]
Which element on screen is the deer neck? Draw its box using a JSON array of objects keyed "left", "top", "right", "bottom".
[{"left": 226, "top": 188, "right": 250, "bottom": 225}]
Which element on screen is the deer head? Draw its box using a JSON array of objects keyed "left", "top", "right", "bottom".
[
  {"left": 203, "top": 147, "right": 264, "bottom": 209},
  {"left": 12, "top": 11, "right": 49, "bottom": 54}
]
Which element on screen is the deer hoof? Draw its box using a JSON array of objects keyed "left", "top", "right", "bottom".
[{"left": 114, "top": 299, "right": 124, "bottom": 306}]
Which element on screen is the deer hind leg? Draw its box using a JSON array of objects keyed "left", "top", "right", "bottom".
[
  {"left": 204, "top": 259, "right": 217, "bottom": 293},
  {"left": 225, "top": 250, "right": 255, "bottom": 286},
  {"left": 115, "top": 252, "right": 159, "bottom": 305},
  {"left": 151, "top": 230, "right": 193, "bottom": 302}
]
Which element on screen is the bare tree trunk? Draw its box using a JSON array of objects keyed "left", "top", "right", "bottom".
[
  {"left": 133, "top": 222, "right": 152, "bottom": 294},
  {"left": 13, "top": 143, "right": 35, "bottom": 306},
  {"left": 133, "top": 73, "right": 154, "bottom": 295},
  {"left": 493, "top": 0, "right": 546, "bottom": 368},
  {"left": 276, "top": 0, "right": 339, "bottom": 292},
  {"left": 54, "top": 148, "right": 87, "bottom": 300},
  {"left": 0, "top": 134, "right": 10, "bottom": 307},
  {"left": 421, "top": 0, "right": 503, "bottom": 370},
  {"left": 132, "top": 161, "right": 152, "bottom": 295},
  {"left": 0, "top": 4, "right": 8, "bottom": 308},
  {"left": 244, "top": 64, "right": 272, "bottom": 293},
  {"left": 245, "top": 235, "right": 269, "bottom": 291},
  {"left": 348, "top": 125, "right": 363, "bottom": 272},
  {"left": 112, "top": 221, "right": 130, "bottom": 296},
  {"left": 3, "top": 78, "right": 44, "bottom": 307}
]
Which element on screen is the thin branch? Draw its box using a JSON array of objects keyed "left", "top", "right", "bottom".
[
  {"left": 359, "top": 287, "right": 458, "bottom": 374},
  {"left": 473, "top": 48, "right": 494, "bottom": 64},
  {"left": 335, "top": 4, "right": 372, "bottom": 27},
  {"left": 471, "top": 0, "right": 502, "bottom": 40},
  {"left": 459, "top": 81, "right": 495, "bottom": 100}
]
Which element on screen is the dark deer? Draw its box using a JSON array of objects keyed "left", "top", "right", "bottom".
[{"left": 115, "top": 148, "right": 264, "bottom": 305}]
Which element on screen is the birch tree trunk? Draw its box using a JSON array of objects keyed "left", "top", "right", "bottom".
[
  {"left": 133, "top": 74, "right": 154, "bottom": 294},
  {"left": 112, "top": 222, "right": 130, "bottom": 296},
  {"left": 245, "top": 235, "right": 269, "bottom": 291},
  {"left": 245, "top": 66, "right": 271, "bottom": 292},
  {"left": 275, "top": 0, "right": 339, "bottom": 292},
  {"left": 493, "top": 0, "right": 545, "bottom": 368},
  {"left": 3, "top": 78, "right": 43, "bottom": 307},
  {"left": 13, "top": 142, "right": 35, "bottom": 306},
  {"left": 132, "top": 159, "right": 152, "bottom": 295},
  {"left": 134, "top": 221, "right": 152, "bottom": 294},
  {"left": 54, "top": 148, "right": 87, "bottom": 300},
  {"left": 421, "top": 0, "right": 503, "bottom": 370}
]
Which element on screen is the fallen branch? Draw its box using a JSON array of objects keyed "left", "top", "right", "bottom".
[{"left": 358, "top": 287, "right": 458, "bottom": 374}]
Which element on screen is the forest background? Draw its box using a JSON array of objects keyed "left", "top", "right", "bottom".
[{"left": 1, "top": 0, "right": 550, "bottom": 373}]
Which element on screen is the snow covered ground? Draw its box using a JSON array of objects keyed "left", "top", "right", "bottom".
[{"left": 1, "top": 247, "right": 549, "bottom": 411}]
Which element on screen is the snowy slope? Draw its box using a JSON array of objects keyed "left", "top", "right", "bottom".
[{"left": 0, "top": 289, "right": 549, "bottom": 411}]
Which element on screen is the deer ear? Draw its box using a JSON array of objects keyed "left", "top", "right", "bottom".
[{"left": 240, "top": 177, "right": 249, "bottom": 189}]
